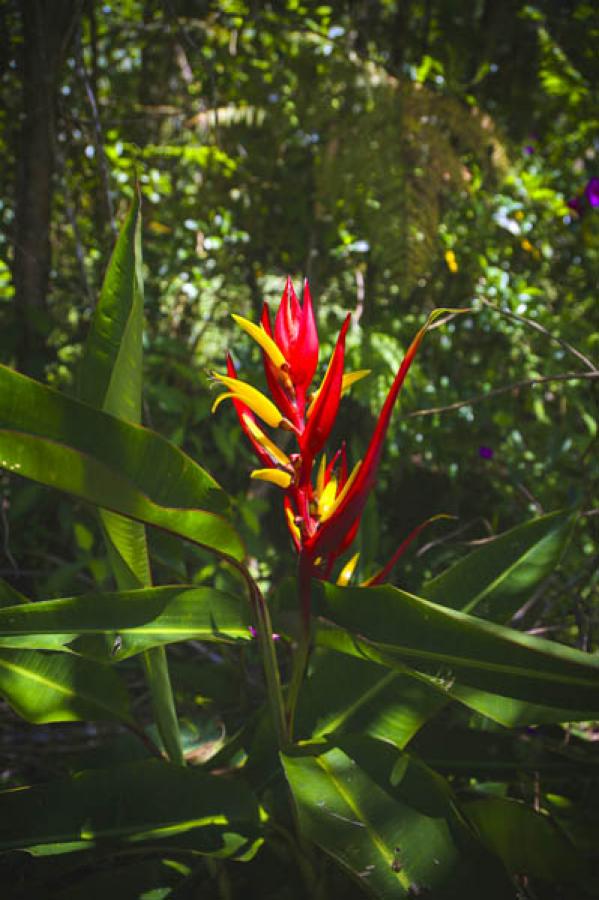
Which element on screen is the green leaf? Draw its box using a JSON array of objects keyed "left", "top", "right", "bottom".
[
  {"left": 78, "top": 194, "right": 151, "bottom": 587},
  {"left": 0, "top": 365, "right": 244, "bottom": 562},
  {"left": 313, "top": 582, "right": 599, "bottom": 719},
  {"left": 78, "top": 192, "right": 144, "bottom": 420},
  {"left": 0, "top": 585, "right": 252, "bottom": 658},
  {"left": 463, "top": 797, "right": 583, "bottom": 885},
  {"left": 0, "top": 759, "right": 262, "bottom": 859},
  {"left": 77, "top": 195, "right": 181, "bottom": 762},
  {"left": 282, "top": 738, "right": 513, "bottom": 899},
  {"left": 421, "top": 510, "right": 576, "bottom": 622},
  {"left": 295, "top": 649, "right": 445, "bottom": 748},
  {"left": 0, "top": 649, "right": 132, "bottom": 724}
]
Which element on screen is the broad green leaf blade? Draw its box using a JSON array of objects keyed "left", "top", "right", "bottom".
[
  {"left": 100, "top": 507, "right": 151, "bottom": 589},
  {"left": 445, "top": 683, "right": 584, "bottom": 727},
  {"left": 0, "top": 586, "right": 252, "bottom": 658},
  {"left": 0, "top": 759, "right": 262, "bottom": 859},
  {"left": 0, "top": 365, "right": 244, "bottom": 561},
  {"left": 78, "top": 197, "right": 180, "bottom": 763},
  {"left": 78, "top": 192, "right": 143, "bottom": 418},
  {"left": 282, "top": 739, "right": 513, "bottom": 900},
  {"left": 421, "top": 510, "right": 576, "bottom": 622},
  {"left": 314, "top": 582, "right": 599, "bottom": 718},
  {"left": 80, "top": 195, "right": 151, "bottom": 586},
  {"left": 463, "top": 797, "right": 583, "bottom": 886},
  {"left": 0, "top": 649, "right": 132, "bottom": 724},
  {"left": 296, "top": 649, "right": 445, "bottom": 748}
]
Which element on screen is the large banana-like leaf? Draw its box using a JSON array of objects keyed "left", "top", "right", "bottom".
[
  {"left": 421, "top": 510, "right": 576, "bottom": 622},
  {"left": 463, "top": 797, "right": 583, "bottom": 886},
  {"left": 0, "top": 585, "right": 252, "bottom": 658},
  {"left": 0, "top": 649, "right": 133, "bottom": 725},
  {"left": 0, "top": 365, "right": 244, "bottom": 562},
  {"left": 0, "top": 759, "right": 261, "bottom": 859},
  {"left": 77, "top": 194, "right": 177, "bottom": 760},
  {"left": 282, "top": 737, "right": 513, "bottom": 899},
  {"left": 295, "top": 649, "right": 445, "bottom": 748},
  {"left": 78, "top": 193, "right": 144, "bottom": 420},
  {"left": 313, "top": 582, "right": 599, "bottom": 718}
]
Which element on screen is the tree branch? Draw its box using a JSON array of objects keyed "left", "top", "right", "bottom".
[{"left": 403, "top": 371, "right": 599, "bottom": 419}]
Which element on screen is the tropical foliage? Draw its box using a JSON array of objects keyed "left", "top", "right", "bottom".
[{"left": 0, "top": 2, "right": 598, "bottom": 898}]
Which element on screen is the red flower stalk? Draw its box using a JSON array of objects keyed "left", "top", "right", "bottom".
[{"left": 212, "top": 278, "right": 462, "bottom": 627}]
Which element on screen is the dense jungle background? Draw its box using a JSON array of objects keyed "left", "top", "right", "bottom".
[{"left": 0, "top": 1, "right": 598, "bottom": 898}]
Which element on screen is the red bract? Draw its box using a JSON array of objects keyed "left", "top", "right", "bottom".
[
  {"left": 212, "top": 279, "right": 460, "bottom": 624},
  {"left": 275, "top": 277, "right": 319, "bottom": 397}
]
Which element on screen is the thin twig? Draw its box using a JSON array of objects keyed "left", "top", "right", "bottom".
[
  {"left": 403, "top": 371, "right": 599, "bottom": 419},
  {"left": 481, "top": 299, "right": 598, "bottom": 373}
]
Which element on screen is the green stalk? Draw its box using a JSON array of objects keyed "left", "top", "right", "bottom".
[
  {"left": 233, "top": 559, "right": 287, "bottom": 747},
  {"left": 102, "top": 528, "right": 184, "bottom": 765},
  {"left": 142, "top": 646, "right": 185, "bottom": 766},
  {"left": 285, "top": 551, "right": 313, "bottom": 738},
  {"left": 253, "top": 584, "right": 288, "bottom": 747}
]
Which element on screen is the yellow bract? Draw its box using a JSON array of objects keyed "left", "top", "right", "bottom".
[
  {"left": 315, "top": 454, "right": 327, "bottom": 497},
  {"left": 211, "top": 374, "right": 285, "bottom": 428},
  {"left": 337, "top": 552, "right": 360, "bottom": 586},
  {"left": 231, "top": 314, "right": 287, "bottom": 370},
  {"left": 317, "top": 478, "right": 338, "bottom": 519},
  {"left": 285, "top": 505, "right": 301, "bottom": 544},
  {"left": 320, "top": 460, "right": 361, "bottom": 522},
  {"left": 251, "top": 468, "right": 292, "bottom": 489},
  {"left": 242, "top": 414, "right": 291, "bottom": 468}
]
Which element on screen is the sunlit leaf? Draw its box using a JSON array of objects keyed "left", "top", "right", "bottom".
[
  {"left": 0, "top": 586, "right": 252, "bottom": 658},
  {"left": 282, "top": 737, "right": 513, "bottom": 899},
  {"left": 314, "top": 581, "right": 599, "bottom": 718},
  {"left": 0, "top": 649, "right": 132, "bottom": 724},
  {"left": 295, "top": 649, "right": 445, "bottom": 748},
  {"left": 0, "top": 365, "right": 244, "bottom": 562},
  {"left": 421, "top": 510, "right": 576, "bottom": 622}
]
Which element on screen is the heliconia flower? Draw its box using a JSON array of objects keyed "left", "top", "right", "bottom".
[
  {"left": 299, "top": 315, "right": 350, "bottom": 463},
  {"left": 275, "top": 277, "right": 319, "bottom": 392},
  {"left": 212, "top": 278, "right": 463, "bottom": 622}
]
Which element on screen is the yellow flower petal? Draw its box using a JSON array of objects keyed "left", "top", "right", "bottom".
[
  {"left": 251, "top": 468, "right": 292, "bottom": 489},
  {"left": 320, "top": 460, "right": 361, "bottom": 522},
  {"left": 342, "top": 369, "right": 371, "bottom": 392},
  {"left": 231, "top": 314, "right": 287, "bottom": 370},
  {"left": 337, "top": 552, "right": 360, "bottom": 586},
  {"left": 317, "top": 478, "right": 338, "bottom": 519},
  {"left": 212, "top": 373, "right": 284, "bottom": 428},
  {"left": 315, "top": 454, "right": 327, "bottom": 497},
  {"left": 242, "top": 414, "right": 291, "bottom": 468},
  {"left": 285, "top": 505, "right": 301, "bottom": 544}
]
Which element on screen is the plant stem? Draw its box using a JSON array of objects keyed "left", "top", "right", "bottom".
[
  {"left": 285, "top": 552, "right": 313, "bottom": 738},
  {"left": 249, "top": 577, "right": 288, "bottom": 747},
  {"left": 142, "top": 646, "right": 185, "bottom": 766}
]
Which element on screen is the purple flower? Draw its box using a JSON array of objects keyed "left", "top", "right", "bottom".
[
  {"left": 584, "top": 177, "right": 599, "bottom": 208},
  {"left": 478, "top": 445, "right": 494, "bottom": 460},
  {"left": 523, "top": 145, "right": 535, "bottom": 156}
]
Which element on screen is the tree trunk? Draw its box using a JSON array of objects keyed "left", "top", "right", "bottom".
[{"left": 13, "top": 0, "right": 76, "bottom": 377}]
